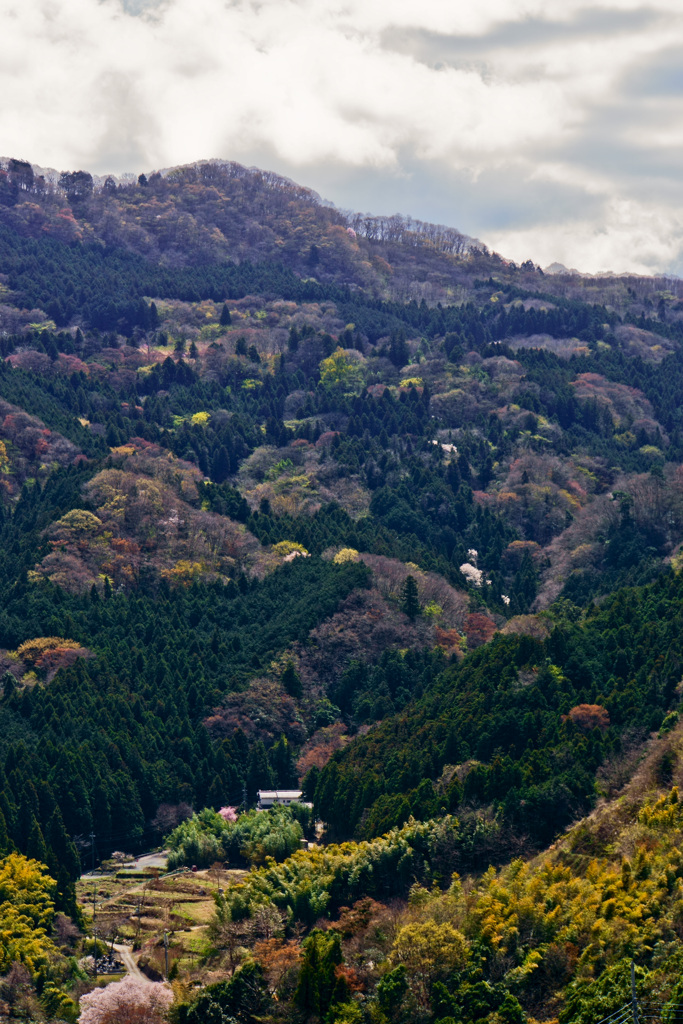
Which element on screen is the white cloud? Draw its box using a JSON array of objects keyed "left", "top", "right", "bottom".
[
  {"left": 2, "top": 0, "right": 683, "bottom": 272},
  {"left": 487, "top": 197, "right": 683, "bottom": 276}
]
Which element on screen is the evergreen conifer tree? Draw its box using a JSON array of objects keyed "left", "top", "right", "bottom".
[
  {"left": 281, "top": 661, "right": 303, "bottom": 699},
  {"left": 26, "top": 817, "right": 48, "bottom": 864},
  {"left": 0, "top": 808, "right": 11, "bottom": 856},
  {"left": 401, "top": 575, "right": 420, "bottom": 620}
]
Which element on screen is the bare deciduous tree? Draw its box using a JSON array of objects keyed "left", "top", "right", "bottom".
[{"left": 54, "top": 913, "right": 82, "bottom": 949}]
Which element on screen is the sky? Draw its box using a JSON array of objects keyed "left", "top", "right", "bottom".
[{"left": 2, "top": 0, "right": 683, "bottom": 275}]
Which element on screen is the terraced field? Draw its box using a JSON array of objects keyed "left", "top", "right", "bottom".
[{"left": 76, "top": 864, "right": 248, "bottom": 979}]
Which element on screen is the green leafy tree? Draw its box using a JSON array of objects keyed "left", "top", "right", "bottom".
[
  {"left": 377, "top": 964, "right": 408, "bottom": 1017},
  {"left": 178, "top": 961, "right": 269, "bottom": 1024}
]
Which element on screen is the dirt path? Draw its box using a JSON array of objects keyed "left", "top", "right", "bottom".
[{"left": 113, "top": 943, "right": 147, "bottom": 982}]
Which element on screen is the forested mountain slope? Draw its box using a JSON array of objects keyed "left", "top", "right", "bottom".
[
  {"left": 313, "top": 574, "right": 682, "bottom": 844},
  {"left": 182, "top": 719, "right": 683, "bottom": 1024},
  {"left": 2, "top": 155, "right": 683, "bottom": 1021}
]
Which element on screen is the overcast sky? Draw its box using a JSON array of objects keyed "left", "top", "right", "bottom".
[{"left": 3, "top": 0, "right": 683, "bottom": 274}]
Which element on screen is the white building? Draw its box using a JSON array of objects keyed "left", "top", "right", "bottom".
[{"left": 257, "top": 789, "right": 305, "bottom": 809}]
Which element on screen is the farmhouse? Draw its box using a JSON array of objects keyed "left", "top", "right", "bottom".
[{"left": 257, "top": 788, "right": 305, "bottom": 809}]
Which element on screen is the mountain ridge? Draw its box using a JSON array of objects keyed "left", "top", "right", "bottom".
[{"left": 2, "top": 152, "right": 683, "bottom": 1024}]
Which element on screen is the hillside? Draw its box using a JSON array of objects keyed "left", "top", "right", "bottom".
[
  {"left": 167, "top": 719, "right": 683, "bottom": 1024},
  {"left": 2, "top": 156, "right": 683, "bottom": 1021}
]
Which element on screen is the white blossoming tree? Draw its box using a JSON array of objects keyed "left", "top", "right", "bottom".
[{"left": 78, "top": 977, "right": 173, "bottom": 1024}]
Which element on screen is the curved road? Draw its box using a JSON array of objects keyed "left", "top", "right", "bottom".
[{"left": 113, "top": 943, "right": 147, "bottom": 982}]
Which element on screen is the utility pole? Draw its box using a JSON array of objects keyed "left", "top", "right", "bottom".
[
  {"left": 164, "top": 931, "right": 169, "bottom": 979},
  {"left": 92, "top": 881, "right": 98, "bottom": 980},
  {"left": 631, "top": 961, "right": 639, "bottom": 1024},
  {"left": 134, "top": 895, "right": 142, "bottom": 948},
  {"left": 90, "top": 831, "right": 96, "bottom": 873}
]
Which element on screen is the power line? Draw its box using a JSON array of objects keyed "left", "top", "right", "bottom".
[
  {"left": 593, "top": 963, "right": 683, "bottom": 1024},
  {"left": 73, "top": 825, "right": 162, "bottom": 845}
]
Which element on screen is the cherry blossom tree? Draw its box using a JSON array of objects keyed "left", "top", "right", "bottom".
[
  {"left": 218, "top": 806, "right": 238, "bottom": 823},
  {"left": 78, "top": 977, "right": 172, "bottom": 1024}
]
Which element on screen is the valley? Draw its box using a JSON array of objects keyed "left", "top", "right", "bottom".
[{"left": 1, "top": 157, "right": 683, "bottom": 1022}]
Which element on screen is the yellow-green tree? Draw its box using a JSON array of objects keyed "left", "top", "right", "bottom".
[
  {"left": 319, "top": 348, "right": 365, "bottom": 394},
  {"left": 390, "top": 920, "right": 469, "bottom": 1005},
  {"left": 0, "top": 854, "right": 59, "bottom": 975}
]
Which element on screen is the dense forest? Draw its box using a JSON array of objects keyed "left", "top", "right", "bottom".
[{"left": 3, "top": 156, "right": 683, "bottom": 1022}]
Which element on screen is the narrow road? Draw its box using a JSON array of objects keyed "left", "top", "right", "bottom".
[
  {"left": 113, "top": 943, "right": 147, "bottom": 982},
  {"left": 127, "top": 851, "right": 169, "bottom": 871}
]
